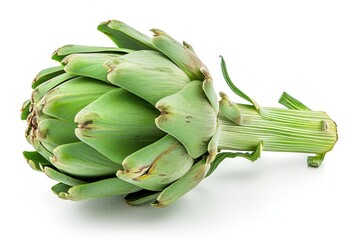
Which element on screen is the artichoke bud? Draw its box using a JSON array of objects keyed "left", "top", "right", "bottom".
[
  {"left": 21, "top": 20, "right": 338, "bottom": 207},
  {"left": 21, "top": 20, "right": 233, "bottom": 207}
]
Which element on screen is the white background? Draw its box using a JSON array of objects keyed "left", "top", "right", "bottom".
[{"left": 1, "top": 0, "right": 359, "bottom": 239}]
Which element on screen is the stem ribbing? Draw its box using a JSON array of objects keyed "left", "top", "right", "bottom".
[{"left": 218, "top": 104, "right": 337, "bottom": 154}]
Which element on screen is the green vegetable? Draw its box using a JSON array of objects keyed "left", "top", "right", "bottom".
[{"left": 21, "top": 20, "right": 337, "bottom": 207}]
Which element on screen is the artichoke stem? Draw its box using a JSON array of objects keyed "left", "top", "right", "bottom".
[{"left": 218, "top": 104, "right": 338, "bottom": 155}]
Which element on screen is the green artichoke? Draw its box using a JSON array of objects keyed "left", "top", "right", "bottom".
[{"left": 21, "top": 20, "right": 337, "bottom": 207}]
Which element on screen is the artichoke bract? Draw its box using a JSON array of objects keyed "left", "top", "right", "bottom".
[{"left": 21, "top": 20, "right": 337, "bottom": 207}]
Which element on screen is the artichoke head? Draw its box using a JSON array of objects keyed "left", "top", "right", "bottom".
[
  {"left": 23, "top": 20, "right": 338, "bottom": 207},
  {"left": 22, "top": 20, "right": 220, "bottom": 207}
]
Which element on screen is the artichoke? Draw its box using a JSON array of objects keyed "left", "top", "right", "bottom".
[{"left": 21, "top": 20, "right": 337, "bottom": 207}]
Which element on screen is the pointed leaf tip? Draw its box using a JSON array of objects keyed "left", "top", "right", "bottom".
[
  {"left": 23, "top": 151, "right": 51, "bottom": 172},
  {"left": 153, "top": 158, "right": 209, "bottom": 207},
  {"left": 151, "top": 29, "right": 204, "bottom": 80},
  {"left": 149, "top": 28, "right": 163, "bottom": 37},
  {"left": 98, "top": 20, "right": 155, "bottom": 50}
]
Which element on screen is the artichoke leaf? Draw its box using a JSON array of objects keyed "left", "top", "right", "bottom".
[
  {"left": 106, "top": 50, "right": 190, "bottom": 105},
  {"left": 125, "top": 190, "right": 161, "bottom": 206},
  {"left": 41, "top": 76, "right": 116, "bottom": 122},
  {"left": 21, "top": 100, "right": 31, "bottom": 120},
  {"left": 32, "top": 72, "right": 75, "bottom": 104},
  {"left": 64, "top": 178, "right": 142, "bottom": 201},
  {"left": 51, "top": 183, "right": 72, "bottom": 200},
  {"left": 117, "top": 135, "right": 194, "bottom": 191},
  {"left": 151, "top": 29, "right": 204, "bottom": 80},
  {"left": 44, "top": 167, "right": 86, "bottom": 186},
  {"left": 28, "top": 136, "right": 53, "bottom": 162},
  {"left": 32, "top": 66, "right": 65, "bottom": 89},
  {"left": 37, "top": 119, "right": 78, "bottom": 152},
  {"left": 219, "top": 91, "right": 242, "bottom": 125},
  {"left": 155, "top": 80, "right": 217, "bottom": 158},
  {"left": 153, "top": 158, "right": 209, "bottom": 207},
  {"left": 98, "top": 20, "right": 155, "bottom": 50},
  {"left": 75, "top": 88, "right": 165, "bottom": 164},
  {"left": 52, "top": 142, "right": 122, "bottom": 178},
  {"left": 23, "top": 151, "right": 51, "bottom": 172},
  {"left": 201, "top": 67, "right": 219, "bottom": 114},
  {"left": 52, "top": 44, "right": 133, "bottom": 62},
  {"left": 62, "top": 53, "right": 118, "bottom": 82},
  {"left": 206, "top": 123, "right": 221, "bottom": 164}
]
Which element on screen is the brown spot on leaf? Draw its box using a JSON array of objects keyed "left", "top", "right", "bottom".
[
  {"left": 37, "top": 128, "right": 48, "bottom": 140},
  {"left": 157, "top": 105, "right": 169, "bottom": 115},
  {"left": 185, "top": 115, "right": 192, "bottom": 123},
  {"left": 50, "top": 156, "right": 58, "bottom": 163},
  {"left": 78, "top": 120, "right": 93, "bottom": 130}
]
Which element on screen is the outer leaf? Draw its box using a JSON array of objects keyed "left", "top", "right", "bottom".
[
  {"left": 98, "top": 20, "right": 155, "bottom": 50},
  {"left": 151, "top": 29, "right": 204, "bottom": 80},
  {"left": 106, "top": 50, "right": 190, "bottom": 105},
  {"left": 32, "top": 66, "right": 64, "bottom": 89},
  {"left": 52, "top": 142, "right": 122, "bottom": 177},
  {"left": 41, "top": 77, "right": 116, "bottom": 122},
  {"left": 32, "top": 72, "right": 75, "bottom": 104},
  {"left": 65, "top": 178, "right": 142, "bottom": 201},
  {"left": 75, "top": 88, "right": 165, "bottom": 164},
  {"left": 125, "top": 190, "right": 160, "bottom": 206},
  {"left": 43, "top": 167, "right": 85, "bottom": 186},
  {"left": 153, "top": 158, "right": 209, "bottom": 207},
  {"left": 201, "top": 67, "right": 219, "bottom": 114},
  {"left": 206, "top": 124, "right": 220, "bottom": 164},
  {"left": 219, "top": 92, "right": 242, "bottom": 125},
  {"left": 21, "top": 100, "right": 31, "bottom": 120},
  {"left": 52, "top": 44, "right": 132, "bottom": 62},
  {"left": 117, "top": 135, "right": 194, "bottom": 191},
  {"left": 155, "top": 81, "right": 217, "bottom": 158},
  {"left": 63, "top": 53, "right": 118, "bottom": 82},
  {"left": 23, "top": 151, "right": 51, "bottom": 171},
  {"left": 27, "top": 135, "right": 53, "bottom": 161},
  {"left": 37, "top": 119, "right": 78, "bottom": 152},
  {"left": 51, "top": 183, "right": 71, "bottom": 199}
]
